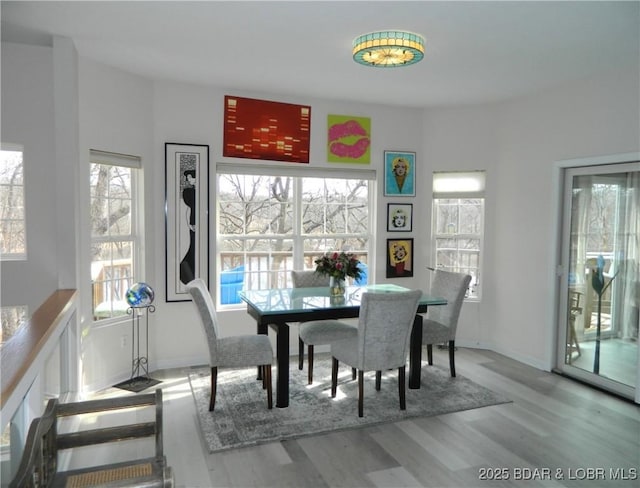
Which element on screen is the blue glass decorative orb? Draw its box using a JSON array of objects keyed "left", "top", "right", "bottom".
[{"left": 125, "top": 282, "right": 155, "bottom": 308}]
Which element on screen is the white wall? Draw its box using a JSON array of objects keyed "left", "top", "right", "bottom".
[
  {"left": 491, "top": 69, "right": 640, "bottom": 369},
  {"left": 1, "top": 43, "right": 58, "bottom": 312},
  {"left": 78, "top": 59, "right": 155, "bottom": 389},
  {"left": 421, "top": 69, "right": 640, "bottom": 370}
]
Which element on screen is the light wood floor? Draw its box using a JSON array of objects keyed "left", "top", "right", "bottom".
[{"left": 70, "top": 348, "right": 639, "bottom": 488}]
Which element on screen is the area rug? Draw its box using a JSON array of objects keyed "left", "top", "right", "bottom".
[{"left": 188, "top": 357, "right": 511, "bottom": 453}]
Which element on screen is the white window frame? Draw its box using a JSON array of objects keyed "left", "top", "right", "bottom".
[
  {"left": 0, "top": 143, "right": 26, "bottom": 261},
  {"left": 431, "top": 170, "right": 486, "bottom": 300},
  {"left": 89, "top": 150, "right": 144, "bottom": 323},
  {"left": 216, "top": 163, "right": 376, "bottom": 307}
]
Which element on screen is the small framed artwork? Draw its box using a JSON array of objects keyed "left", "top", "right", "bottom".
[
  {"left": 387, "top": 203, "right": 413, "bottom": 232},
  {"left": 384, "top": 151, "right": 416, "bottom": 196},
  {"left": 165, "top": 143, "right": 210, "bottom": 302},
  {"left": 387, "top": 238, "right": 414, "bottom": 278}
]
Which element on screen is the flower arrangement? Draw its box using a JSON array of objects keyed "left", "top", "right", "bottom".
[{"left": 314, "top": 251, "right": 363, "bottom": 282}]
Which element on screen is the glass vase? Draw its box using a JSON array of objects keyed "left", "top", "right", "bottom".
[{"left": 329, "top": 276, "right": 346, "bottom": 296}]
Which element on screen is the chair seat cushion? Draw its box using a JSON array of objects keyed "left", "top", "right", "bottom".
[
  {"left": 422, "top": 319, "right": 451, "bottom": 344},
  {"left": 218, "top": 335, "right": 273, "bottom": 367},
  {"left": 299, "top": 320, "right": 357, "bottom": 345}
]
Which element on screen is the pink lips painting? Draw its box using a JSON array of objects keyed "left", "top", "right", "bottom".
[{"left": 327, "top": 115, "right": 371, "bottom": 163}]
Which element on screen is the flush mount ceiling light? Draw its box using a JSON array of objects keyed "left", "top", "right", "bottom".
[{"left": 353, "top": 30, "right": 425, "bottom": 68}]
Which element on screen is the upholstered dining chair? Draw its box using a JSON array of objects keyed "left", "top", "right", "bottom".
[
  {"left": 422, "top": 269, "right": 472, "bottom": 377},
  {"left": 186, "top": 278, "right": 273, "bottom": 411},
  {"left": 292, "top": 270, "right": 357, "bottom": 385},
  {"left": 330, "top": 289, "right": 422, "bottom": 417}
]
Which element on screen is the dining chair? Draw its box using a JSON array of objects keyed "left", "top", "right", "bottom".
[
  {"left": 422, "top": 269, "right": 472, "bottom": 377},
  {"left": 330, "top": 289, "right": 422, "bottom": 417},
  {"left": 186, "top": 278, "right": 273, "bottom": 411},
  {"left": 292, "top": 270, "right": 357, "bottom": 384}
]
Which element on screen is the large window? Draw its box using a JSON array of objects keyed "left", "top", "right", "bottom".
[
  {"left": 217, "top": 164, "right": 374, "bottom": 304},
  {"left": 431, "top": 171, "right": 485, "bottom": 299},
  {"left": 89, "top": 150, "right": 143, "bottom": 321},
  {"left": 0, "top": 143, "right": 26, "bottom": 260}
]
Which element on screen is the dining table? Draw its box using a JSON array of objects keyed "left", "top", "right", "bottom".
[{"left": 239, "top": 283, "right": 447, "bottom": 408}]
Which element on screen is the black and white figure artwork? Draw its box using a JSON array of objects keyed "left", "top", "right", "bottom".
[
  {"left": 165, "top": 143, "right": 209, "bottom": 302},
  {"left": 179, "top": 163, "right": 197, "bottom": 284},
  {"left": 387, "top": 203, "right": 413, "bottom": 232}
]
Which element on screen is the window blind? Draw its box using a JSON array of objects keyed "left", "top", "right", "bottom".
[
  {"left": 90, "top": 149, "right": 141, "bottom": 169},
  {"left": 217, "top": 162, "right": 376, "bottom": 181},
  {"left": 432, "top": 170, "right": 486, "bottom": 198}
]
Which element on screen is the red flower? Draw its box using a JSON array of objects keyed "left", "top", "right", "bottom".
[{"left": 314, "top": 251, "right": 363, "bottom": 281}]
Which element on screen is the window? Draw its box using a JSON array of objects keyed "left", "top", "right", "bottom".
[
  {"left": 90, "top": 150, "right": 143, "bottom": 321},
  {"left": 431, "top": 171, "right": 485, "bottom": 299},
  {"left": 217, "top": 163, "right": 374, "bottom": 304},
  {"left": 0, "top": 144, "right": 26, "bottom": 260}
]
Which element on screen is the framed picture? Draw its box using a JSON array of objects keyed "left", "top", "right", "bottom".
[
  {"left": 223, "top": 95, "right": 311, "bottom": 163},
  {"left": 386, "top": 238, "right": 414, "bottom": 278},
  {"left": 327, "top": 114, "right": 371, "bottom": 164},
  {"left": 165, "top": 143, "right": 210, "bottom": 302},
  {"left": 384, "top": 151, "right": 416, "bottom": 196},
  {"left": 387, "top": 203, "right": 413, "bottom": 232}
]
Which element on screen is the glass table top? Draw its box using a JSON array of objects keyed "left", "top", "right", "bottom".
[{"left": 238, "top": 284, "right": 446, "bottom": 315}]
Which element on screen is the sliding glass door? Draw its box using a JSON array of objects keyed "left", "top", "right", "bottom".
[{"left": 557, "top": 159, "right": 639, "bottom": 401}]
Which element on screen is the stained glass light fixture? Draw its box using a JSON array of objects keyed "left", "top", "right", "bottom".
[{"left": 353, "top": 30, "right": 425, "bottom": 68}]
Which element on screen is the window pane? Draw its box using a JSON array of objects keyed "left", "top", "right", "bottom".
[
  {"left": 219, "top": 201, "right": 244, "bottom": 235},
  {"left": 433, "top": 194, "right": 484, "bottom": 299},
  {"left": 90, "top": 164, "right": 132, "bottom": 238},
  {"left": 346, "top": 204, "right": 368, "bottom": 234},
  {"left": 0, "top": 146, "right": 26, "bottom": 257},
  {"left": 218, "top": 172, "right": 371, "bottom": 301},
  {"left": 90, "top": 152, "right": 141, "bottom": 322},
  {"left": 1, "top": 221, "right": 26, "bottom": 255},
  {"left": 92, "top": 241, "right": 133, "bottom": 320},
  {"left": 435, "top": 200, "right": 459, "bottom": 234},
  {"left": 1, "top": 305, "right": 28, "bottom": 343},
  {"left": 458, "top": 201, "right": 482, "bottom": 234},
  {"left": 301, "top": 178, "right": 368, "bottom": 235}
]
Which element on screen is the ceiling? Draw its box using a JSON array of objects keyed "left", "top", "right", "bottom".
[{"left": 2, "top": 1, "right": 639, "bottom": 108}]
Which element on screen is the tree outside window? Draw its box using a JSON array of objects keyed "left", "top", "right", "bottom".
[
  {"left": 217, "top": 172, "right": 371, "bottom": 304},
  {"left": 90, "top": 151, "right": 141, "bottom": 321},
  {"left": 432, "top": 171, "right": 485, "bottom": 300},
  {"left": 0, "top": 145, "right": 26, "bottom": 259}
]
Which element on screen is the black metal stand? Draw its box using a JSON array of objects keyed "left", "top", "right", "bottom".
[
  {"left": 114, "top": 305, "right": 161, "bottom": 393},
  {"left": 593, "top": 271, "right": 617, "bottom": 375}
]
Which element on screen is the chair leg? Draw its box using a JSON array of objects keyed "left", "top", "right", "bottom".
[
  {"left": 427, "top": 344, "right": 434, "bottom": 365},
  {"left": 209, "top": 366, "right": 218, "bottom": 411},
  {"left": 358, "top": 370, "right": 364, "bottom": 417},
  {"left": 298, "top": 337, "right": 304, "bottom": 370},
  {"left": 331, "top": 357, "right": 338, "bottom": 397},
  {"left": 265, "top": 364, "right": 273, "bottom": 409},
  {"left": 352, "top": 368, "right": 357, "bottom": 380},
  {"left": 308, "top": 345, "right": 314, "bottom": 384},
  {"left": 448, "top": 340, "right": 456, "bottom": 377},
  {"left": 399, "top": 365, "right": 406, "bottom": 410},
  {"left": 375, "top": 371, "right": 382, "bottom": 391},
  {"left": 262, "top": 365, "right": 267, "bottom": 389}
]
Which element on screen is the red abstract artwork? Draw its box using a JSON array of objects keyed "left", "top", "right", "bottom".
[{"left": 223, "top": 96, "right": 311, "bottom": 163}]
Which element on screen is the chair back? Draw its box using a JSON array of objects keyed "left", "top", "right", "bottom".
[
  {"left": 427, "top": 270, "right": 472, "bottom": 333},
  {"left": 186, "top": 278, "right": 219, "bottom": 364},
  {"left": 291, "top": 270, "right": 330, "bottom": 288},
  {"left": 356, "top": 290, "right": 422, "bottom": 371}
]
